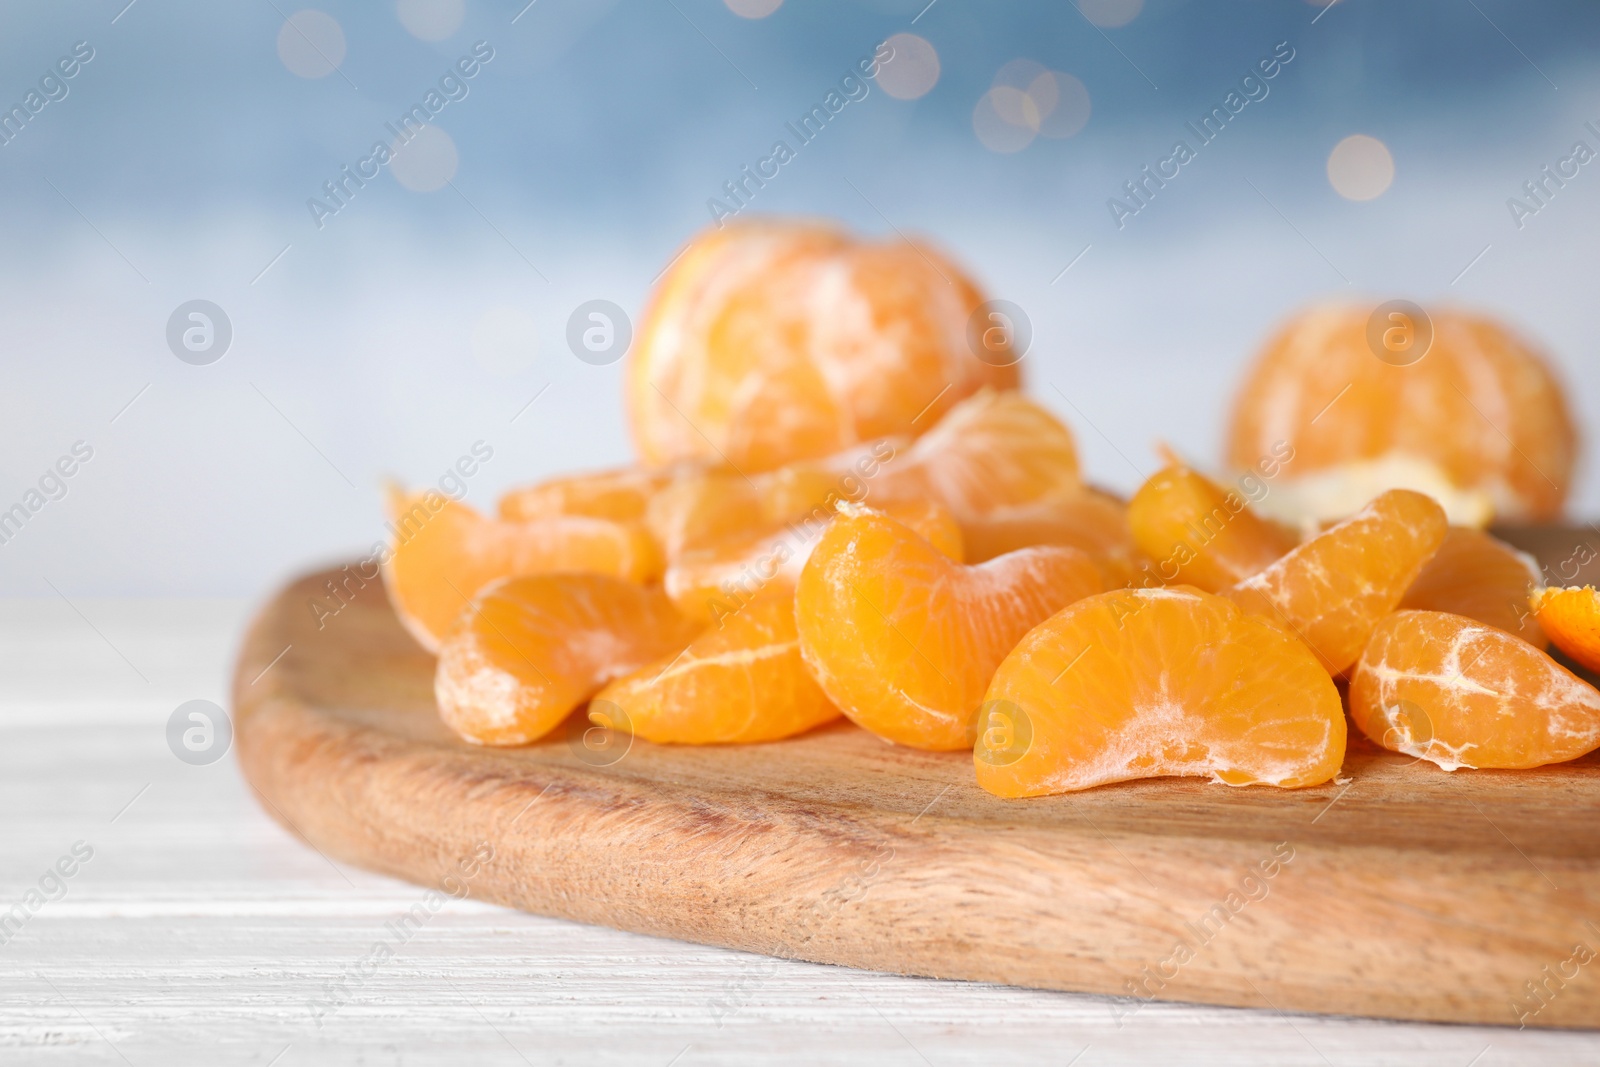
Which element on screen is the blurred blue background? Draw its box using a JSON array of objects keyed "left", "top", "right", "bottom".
[{"left": 2, "top": 0, "right": 1597, "bottom": 596}]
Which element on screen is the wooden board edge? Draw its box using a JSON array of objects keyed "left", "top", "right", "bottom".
[{"left": 230, "top": 567, "right": 1600, "bottom": 1031}]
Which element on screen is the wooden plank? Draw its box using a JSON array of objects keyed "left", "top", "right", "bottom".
[{"left": 232, "top": 531, "right": 1600, "bottom": 1030}]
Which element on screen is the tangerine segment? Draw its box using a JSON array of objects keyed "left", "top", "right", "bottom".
[
  {"left": 1349, "top": 610, "right": 1600, "bottom": 770},
  {"left": 648, "top": 390, "right": 1078, "bottom": 559},
  {"left": 1127, "top": 464, "right": 1298, "bottom": 592},
  {"left": 498, "top": 465, "right": 680, "bottom": 524},
  {"left": 1224, "top": 489, "right": 1447, "bottom": 674},
  {"left": 665, "top": 499, "right": 963, "bottom": 625},
  {"left": 873, "top": 390, "right": 1081, "bottom": 521},
  {"left": 1400, "top": 527, "right": 1546, "bottom": 648},
  {"left": 958, "top": 488, "right": 1141, "bottom": 586},
  {"left": 1532, "top": 586, "right": 1600, "bottom": 672},
  {"left": 643, "top": 471, "right": 766, "bottom": 560},
  {"left": 594, "top": 588, "right": 840, "bottom": 744},
  {"left": 435, "top": 574, "right": 702, "bottom": 746},
  {"left": 796, "top": 508, "right": 1103, "bottom": 750},
  {"left": 977, "top": 587, "right": 1345, "bottom": 797},
  {"left": 382, "top": 488, "right": 662, "bottom": 653},
  {"left": 757, "top": 439, "right": 905, "bottom": 526},
  {"left": 628, "top": 220, "right": 1017, "bottom": 472},
  {"left": 647, "top": 440, "right": 902, "bottom": 560}
]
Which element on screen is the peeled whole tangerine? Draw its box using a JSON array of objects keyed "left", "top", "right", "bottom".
[
  {"left": 626, "top": 219, "right": 1019, "bottom": 473},
  {"left": 1226, "top": 304, "right": 1578, "bottom": 524}
]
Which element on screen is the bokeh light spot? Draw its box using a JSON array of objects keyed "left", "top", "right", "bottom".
[
  {"left": 973, "top": 89, "right": 1036, "bottom": 153},
  {"left": 993, "top": 60, "right": 1049, "bottom": 130},
  {"left": 1039, "top": 72, "right": 1090, "bottom": 138},
  {"left": 1077, "top": 0, "right": 1144, "bottom": 29},
  {"left": 1328, "top": 134, "right": 1395, "bottom": 201},
  {"left": 276, "top": 10, "right": 346, "bottom": 79},
  {"left": 390, "top": 125, "right": 459, "bottom": 192},
  {"left": 472, "top": 306, "right": 540, "bottom": 375},
  {"left": 877, "top": 33, "right": 940, "bottom": 100},
  {"left": 397, "top": 0, "right": 465, "bottom": 42},
  {"left": 724, "top": 0, "right": 782, "bottom": 18},
  {"left": 989, "top": 85, "right": 1041, "bottom": 132},
  {"left": 1024, "top": 72, "right": 1059, "bottom": 121},
  {"left": 983, "top": 62, "right": 1090, "bottom": 147},
  {"left": 995, "top": 59, "right": 1050, "bottom": 94}
]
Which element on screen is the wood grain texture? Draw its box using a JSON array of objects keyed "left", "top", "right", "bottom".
[
  {"left": 232, "top": 526, "right": 1600, "bottom": 1031},
  {"left": 12, "top": 605, "right": 1599, "bottom": 1065}
]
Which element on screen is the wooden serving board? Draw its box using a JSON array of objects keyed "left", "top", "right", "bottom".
[{"left": 233, "top": 525, "right": 1600, "bottom": 1029}]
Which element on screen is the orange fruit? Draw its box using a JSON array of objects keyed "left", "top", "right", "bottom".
[
  {"left": 1226, "top": 304, "right": 1578, "bottom": 524},
  {"left": 977, "top": 587, "right": 1345, "bottom": 797},
  {"left": 435, "top": 573, "right": 701, "bottom": 746},
  {"left": 1400, "top": 527, "right": 1546, "bottom": 648},
  {"left": 627, "top": 219, "right": 1019, "bottom": 473},
  {"left": 1127, "top": 464, "right": 1299, "bottom": 592},
  {"left": 756, "top": 391, "right": 1083, "bottom": 526},
  {"left": 1224, "top": 489, "right": 1447, "bottom": 674},
  {"left": 870, "top": 389, "right": 1081, "bottom": 521},
  {"left": 644, "top": 391, "right": 1080, "bottom": 562},
  {"left": 498, "top": 465, "right": 680, "bottom": 523},
  {"left": 755, "top": 439, "right": 904, "bottom": 525},
  {"left": 959, "top": 486, "right": 1139, "bottom": 580},
  {"left": 665, "top": 499, "right": 963, "bottom": 625},
  {"left": 1349, "top": 610, "right": 1600, "bottom": 770},
  {"left": 595, "top": 587, "right": 840, "bottom": 744},
  {"left": 795, "top": 506, "right": 1103, "bottom": 750},
  {"left": 498, "top": 463, "right": 765, "bottom": 564},
  {"left": 381, "top": 487, "right": 662, "bottom": 652},
  {"left": 642, "top": 441, "right": 900, "bottom": 561},
  {"left": 1531, "top": 586, "right": 1600, "bottom": 672},
  {"left": 642, "top": 470, "right": 766, "bottom": 560}
]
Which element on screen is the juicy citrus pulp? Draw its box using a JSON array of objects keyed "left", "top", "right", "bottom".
[
  {"left": 434, "top": 573, "right": 701, "bottom": 746},
  {"left": 1349, "top": 610, "right": 1600, "bottom": 770},
  {"left": 664, "top": 498, "right": 963, "bottom": 625},
  {"left": 498, "top": 465, "right": 683, "bottom": 524},
  {"left": 1127, "top": 464, "right": 1298, "bottom": 592},
  {"left": 1532, "top": 585, "right": 1600, "bottom": 672},
  {"left": 595, "top": 586, "right": 839, "bottom": 744},
  {"left": 796, "top": 506, "right": 1103, "bottom": 750},
  {"left": 958, "top": 486, "right": 1141, "bottom": 588},
  {"left": 977, "top": 586, "right": 1345, "bottom": 796},
  {"left": 382, "top": 487, "right": 661, "bottom": 652},
  {"left": 1224, "top": 489, "right": 1447, "bottom": 674},
  {"left": 1400, "top": 527, "right": 1546, "bottom": 647}
]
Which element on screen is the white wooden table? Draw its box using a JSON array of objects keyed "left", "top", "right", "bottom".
[{"left": 3, "top": 596, "right": 1597, "bottom": 1066}]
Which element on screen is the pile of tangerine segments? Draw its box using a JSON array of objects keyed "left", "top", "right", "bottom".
[{"left": 379, "top": 219, "right": 1600, "bottom": 799}]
